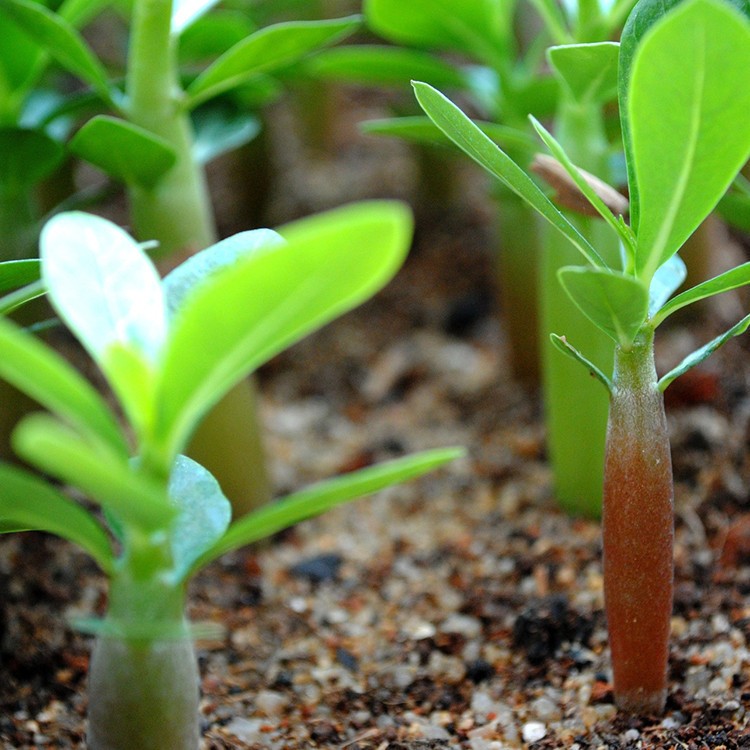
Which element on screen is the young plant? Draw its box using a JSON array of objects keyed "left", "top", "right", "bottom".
[
  {"left": 0, "top": 202, "right": 462, "bottom": 748},
  {"left": 415, "top": 0, "right": 750, "bottom": 713},
  {"left": 0, "top": 0, "right": 361, "bottom": 516}
]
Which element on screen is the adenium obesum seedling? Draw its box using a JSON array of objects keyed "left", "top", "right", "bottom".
[
  {"left": 414, "top": 0, "right": 750, "bottom": 714},
  {"left": 0, "top": 202, "right": 462, "bottom": 749}
]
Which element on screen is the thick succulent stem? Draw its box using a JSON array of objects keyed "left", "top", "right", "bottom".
[{"left": 603, "top": 328, "right": 673, "bottom": 714}]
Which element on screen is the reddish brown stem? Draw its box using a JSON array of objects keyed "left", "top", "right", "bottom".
[{"left": 602, "top": 329, "right": 673, "bottom": 714}]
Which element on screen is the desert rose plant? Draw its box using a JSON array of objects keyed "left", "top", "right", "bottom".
[
  {"left": 0, "top": 202, "right": 462, "bottom": 748},
  {"left": 414, "top": 0, "right": 750, "bottom": 714}
]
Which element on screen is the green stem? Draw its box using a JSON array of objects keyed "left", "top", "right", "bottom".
[
  {"left": 541, "top": 96, "right": 618, "bottom": 517},
  {"left": 603, "top": 327, "right": 673, "bottom": 714},
  {"left": 125, "top": 0, "right": 270, "bottom": 516}
]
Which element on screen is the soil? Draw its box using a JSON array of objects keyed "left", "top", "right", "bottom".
[{"left": 2, "top": 90, "right": 750, "bottom": 749}]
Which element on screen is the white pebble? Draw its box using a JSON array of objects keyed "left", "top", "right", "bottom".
[
  {"left": 522, "top": 721, "right": 547, "bottom": 743},
  {"left": 224, "top": 718, "right": 266, "bottom": 743},
  {"left": 254, "top": 689, "right": 288, "bottom": 716},
  {"left": 441, "top": 613, "right": 483, "bottom": 639}
]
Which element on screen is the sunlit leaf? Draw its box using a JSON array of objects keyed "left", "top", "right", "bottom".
[{"left": 547, "top": 42, "right": 619, "bottom": 104}]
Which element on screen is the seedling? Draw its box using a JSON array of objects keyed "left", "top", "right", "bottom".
[
  {"left": 414, "top": 0, "right": 750, "bottom": 713},
  {"left": 0, "top": 202, "right": 462, "bottom": 748},
  {"left": 0, "top": 0, "right": 361, "bottom": 515}
]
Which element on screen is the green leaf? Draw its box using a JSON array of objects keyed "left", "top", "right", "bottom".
[
  {"left": 308, "top": 46, "right": 468, "bottom": 89},
  {"left": 166, "top": 455, "right": 231, "bottom": 583},
  {"left": 364, "top": 0, "right": 510, "bottom": 68},
  {"left": 163, "top": 228, "right": 284, "bottom": 317},
  {"left": 362, "top": 115, "right": 537, "bottom": 154},
  {"left": 0, "top": 316, "right": 127, "bottom": 453},
  {"left": 192, "top": 102, "right": 261, "bottom": 165},
  {"left": 558, "top": 266, "right": 649, "bottom": 346},
  {"left": 69, "top": 116, "right": 178, "bottom": 188},
  {"left": 41, "top": 212, "right": 167, "bottom": 367},
  {"left": 0, "top": 127, "right": 65, "bottom": 190},
  {"left": 412, "top": 81, "right": 606, "bottom": 267},
  {"left": 627, "top": 0, "right": 750, "bottom": 282},
  {"left": 57, "top": 0, "right": 112, "bottom": 27},
  {"left": 652, "top": 262, "right": 750, "bottom": 326},
  {"left": 154, "top": 201, "right": 413, "bottom": 463},
  {"left": 185, "top": 17, "right": 361, "bottom": 108},
  {"left": 549, "top": 333, "right": 613, "bottom": 392},
  {"left": 0, "top": 259, "right": 40, "bottom": 293},
  {"left": 547, "top": 42, "right": 619, "bottom": 104},
  {"left": 192, "top": 447, "right": 464, "bottom": 570},
  {"left": 0, "top": 280, "right": 45, "bottom": 316},
  {"left": 0, "top": 463, "right": 114, "bottom": 574},
  {"left": 529, "top": 115, "right": 633, "bottom": 250},
  {"left": 41, "top": 212, "right": 167, "bottom": 436},
  {"left": 658, "top": 313, "right": 750, "bottom": 391},
  {"left": 172, "top": 0, "right": 221, "bottom": 34},
  {"left": 0, "top": 0, "right": 113, "bottom": 103},
  {"left": 178, "top": 11, "right": 255, "bottom": 63},
  {"left": 648, "top": 253, "right": 686, "bottom": 318},
  {"left": 13, "top": 414, "right": 175, "bottom": 532}
]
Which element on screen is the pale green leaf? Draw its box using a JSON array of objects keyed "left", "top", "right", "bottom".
[
  {"left": 69, "top": 116, "right": 177, "bottom": 188},
  {"left": 547, "top": 42, "right": 619, "bottom": 104},
  {"left": 154, "top": 201, "right": 413, "bottom": 463},
  {"left": 628, "top": 0, "right": 750, "bottom": 281},
  {"left": 13, "top": 414, "right": 175, "bottom": 531},
  {"left": 413, "top": 81, "right": 606, "bottom": 267},
  {"left": 0, "top": 463, "right": 114, "bottom": 574},
  {"left": 648, "top": 254, "right": 687, "bottom": 318},
  {"left": 658, "top": 314, "right": 750, "bottom": 391},
  {"left": 185, "top": 17, "right": 360, "bottom": 108},
  {"left": 558, "top": 266, "right": 649, "bottom": 347},
  {"left": 549, "top": 333, "right": 613, "bottom": 392},
  {"left": 193, "top": 447, "right": 464, "bottom": 571},
  {"left": 167, "top": 455, "right": 231, "bottom": 583},
  {"left": 172, "top": 0, "right": 221, "bottom": 34},
  {"left": 163, "top": 228, "right": 284, "bottom": 317},
  {"left": 652, "top": 261, "right": 750, "bottom": 326},
  {"left": 0, "top": 316, "right": 127, "bottom": 453}
]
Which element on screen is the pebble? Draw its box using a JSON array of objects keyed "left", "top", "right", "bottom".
[
  {"left": 441, "top": 613, "right": 483, "bottom": 638},
  {"left": 522, "top": 721, "right": 547, "bottom": 743},
  {"left": 622, "top": 728, "right": 640, "bottom": 742},
  {"left": 530, "top": 696, "right": 560, "bottom": 721},
  {"left": 254, "top": 690, "right": 289, "bottom": 717},
  {"left": 224, "top": 717, "right": 266, "bottom": 744}
]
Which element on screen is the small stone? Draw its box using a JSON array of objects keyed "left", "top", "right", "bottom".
[
  {"left": 288, "top": 553, "right": 343, "bottom": 583},
  {"left": 441, "top": 613, "right": 482, "bottom": 639},
  {"left": 522, "top": 721, "right": 546, "bottom": 743},
  {"left": 254, "top": 690, "right": 288, "bottom": 717},
  {"left": 623, "top": 728, "right": 640, "bottom": 742},
  {"left": 465, "top": 658, "right": 495, "bottom": 684},
  {"left": 225, "top": 717, "right": 266, "bottom": 743},
  {"left": 530, "top": 696, "right": 560, "bottom": 721}
]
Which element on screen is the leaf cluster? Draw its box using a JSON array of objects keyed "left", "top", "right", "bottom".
[
  {"left": 0, "top": 203, "right": 461, "bottom": 597},
  {"left": 413, "top": 0, "right": 750, "bottom": 392}
]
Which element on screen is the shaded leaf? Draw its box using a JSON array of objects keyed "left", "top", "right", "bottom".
[
  {"left": 558, "top": 266, "right": 649, "bottom": 346},
  {"left": 549, "top": 333, "right": 613, "bottom": 392},
  {"left": 192, "top": 102, "right": 261, "bottom": 165},
  {"left": 69, "top": 116, "right": 177, "bottom": 188},
  {"left": 194, "top": 447, "right": 465, "bottom": 570},
  {"left": 0, "top": 463, "right": 114, "bottom": 573},
  {"left": 0, "top": 259, "right": 40, "bottom": 293},
  {"left": 0, "top": 127, "right": 65, "bottom": 189},
  {"left": 547, "top": 42, "right": 619, "bottom": 104}
]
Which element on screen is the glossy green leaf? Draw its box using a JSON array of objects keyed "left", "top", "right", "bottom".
[
  {"left": 69, "top": 116, "right": 177, "bottom": 188},
  {"left": 0, "top": 259, "right": 40, "bottom": 293},
  {"left": 364, "top": 0, "right": 510, "bottom": 67},
  {"left": 185, "top": 17, "right": 360, "bottom": 108},
  {"left": 192, "top": 103, "right": 261, "bottom": 165},
  {"left": 658, "top": 313, "right": 750, "bottom": 391},
  {"left": 0, "top": 280, "right": 45, "bottom": 316},
  {"left": 0, "top": 316, "right": 127, "bottom": 453},
  {"left": 155, "top": 201, "right": 413, "bottom": 463},
  {"left": 309, "top": 46, "right": 468, "bottom": 89},
  {"left": 178, "top": 11, "right": 255, "bottom": 63},
  {"left": 193, "top": 447, "right": 465, "bottom": 570},
  {"left": 558, "top": 266, "right": 649, "bottom": 346},
  {"left": 41, "top": 212, "right": 167, "bottom": 367},
  {"left": 648, "top": 253, "right": 686, "bottom": 318},
  {"left": 0, "top": 0, "right": 112, "bottom": 102},
  {"left": 547, "top": 42, "right": 619, "bottom": 104},
  {"left": 363, "top": 116, "right": 537, "bottom": 154},
  {"left": 163, "top": 228, "right": 284, "bottom": 317},
  {"left": 652, "top": 262, "right": 750, "bottom": 326},
  {"left": 628, "top": 0, "right": 750, "bottom": 282},
  {"left": 717, "top": 188, "right": 750, "bottom": 232},
  {"left": 413, "top": 81, "right": 605, "bottom": 267},
  {"left": 166, "top": 455, "right": 231, "bottom": 583},
  {"left": 172, "top": 0, "right": 221, "bottom": 34},
  {"left": 0, "top": 127, "right": 65, "bottom": 189},
  {"left": 549, "top": 333, "right": 613, "bottom": 392},
  {"left": 0, "top": 463, "right": 114, "bottom": 573},
  {"left": 13, "top": 414, "right": 175, "bottom": 531}
]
